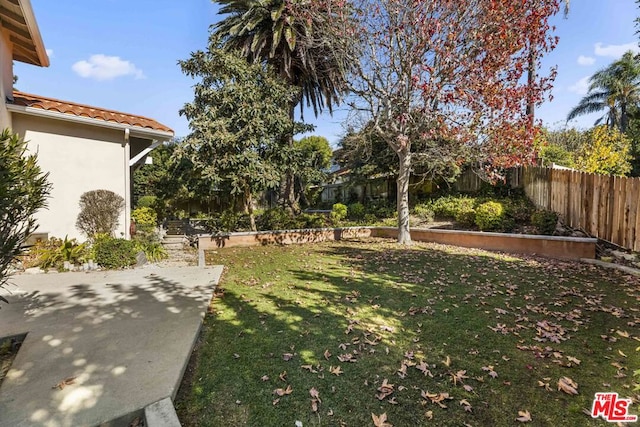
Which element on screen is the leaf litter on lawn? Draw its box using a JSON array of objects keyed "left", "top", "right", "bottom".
[{"left": 177, "top": 240, "right": 640, "bottom": 427}]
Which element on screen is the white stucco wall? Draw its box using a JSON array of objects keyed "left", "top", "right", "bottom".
[
  {"left": 12, "top": 114, "right": 129, "bottom": 241},
  {"left": 0, "top": 29, "right": 13, "bottom": 129}
]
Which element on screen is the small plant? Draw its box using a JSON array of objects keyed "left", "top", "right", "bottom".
[
  {"left": 76, "top": 190, "right": 125, "bottom": 237},
  {"left": 330, "top": 203, "right": 348, "bottom": 224},
  {"left": 132, "top": 207, "right": 157, "bottom": 228},
  {"left": 29, "top": 236, "right": 87, "bottom": 270},
  {"left": 475, "top": 201, "right": 505, "bottom": 231},
  {"left": 134, "top": 240, "right": 168, "bottom": 263},
  {"left": 531, "top": 210, "right": 558, "bottom": 235},
  {"left": 93, "top": 236, "right": 137, "bottom": 269}
]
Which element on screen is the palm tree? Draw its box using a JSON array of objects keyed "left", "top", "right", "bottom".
[
  {"left": 213, "top": 0, "right": 349, "bottom": 210},
  {"left": 567, "top": 51, "right": 640, "bottom": 133},
  {"left": 214, "top": 0, "right": 349, "bottom": 116}
]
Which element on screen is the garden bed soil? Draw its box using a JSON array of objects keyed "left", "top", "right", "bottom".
[{"left": 0, "top": 337, "right": 21, "bottom": 387}]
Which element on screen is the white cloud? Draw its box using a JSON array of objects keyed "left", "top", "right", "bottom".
[
  {"left": 568, "top": 76, "right": 590, "bottom": 95},
  {"left": 594, "top": 42, "right": 640, "bottom": 58},
  {"left": 45, "top": 48, "right": 54, "bottom": 58},
  {"left": 577, "top": 55, "right": 595, "bottom": 66},
  {"left": 72, "top": 54, "right": 145, "bottom": 81}
]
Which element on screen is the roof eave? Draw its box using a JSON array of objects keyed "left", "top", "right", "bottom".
[
  {"left": 7, "top": 103, "right": 174, "bottom": 140},
  {"left": 17, "top": 0, "right": 49, "bottom": 67}
]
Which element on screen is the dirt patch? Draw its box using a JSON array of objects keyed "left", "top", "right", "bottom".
[{"left": 0, "top": 336, "right": 23, "bottom": 387}]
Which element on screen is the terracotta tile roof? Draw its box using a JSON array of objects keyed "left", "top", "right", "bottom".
[{"left": 10, "top": 90, "right": 174, "bottom": 134}]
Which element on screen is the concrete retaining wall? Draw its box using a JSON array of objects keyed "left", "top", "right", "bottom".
[
  {"left": 197, "top": 227, "right": 373, "bottom": 250},
  {"left": 371, "top": 227, "right": 596, "bottom": 260},
  {"left": 198, "top": 226, "right": 597, "bottom": 260}
]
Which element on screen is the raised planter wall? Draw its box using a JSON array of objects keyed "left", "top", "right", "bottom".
[
  {"left": 197, "top": 227, "right": 373, "bottom": 250},
  {"left": 198, "top": 227, "right": 596, "bottom": 260},
  {"left": 371, "top": 227, "right": 596, "bottom": 260}
]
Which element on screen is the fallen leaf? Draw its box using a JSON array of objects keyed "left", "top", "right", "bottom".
[
  {"left": 283, "top": 353, "right": 294, "bottom": 361},
  {"left": 272, "top": 398, "right": 280, "bottom": 405},
  {"left": 324, "top": 349, "right": 331, "bottom": 360},
  {"left": 566, "top": 356, "right": 581, "bottom": 365},
  {"left": 279, "top": 371, "right": 287, "bottom": 382},
  {"left": 424, "top": 410, "right": 433, "bottom": 420},
  {"left": 301, "top": 365, "right": 318, "bottom": 373},
  {"left": 618, "top": 349, "right": 628, "bottom": 358},
  {"left": 443, "top": 355, "right": 451, "bottom": 367},
  {"left": 557, "top": 377, "right": 578, "bottom": 395},
  {"left": 274, "top": 385, "right": 293, "bottom": 396},
  {"left": 52, "top": 377, "right": 76, "bottom": 390},
  {"left": 329, "top": 366, "right": 343, "bottom": 376},
  {"left": 261, "top": 375, "right": 269, "bottom": 381},
  {"left": 451, "top": 370, "right": 468, "bottom": 385},
  {"left": 310, "top": 387, "right": 321, "bottom": 402},
  {"left": 516, "top": 409, "right": 532, "bottom": 422},
  {"left": 371, "top": 412, "right": 393, "bottom": 427}
]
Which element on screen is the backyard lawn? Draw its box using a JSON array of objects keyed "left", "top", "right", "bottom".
[{"left": 175, "top": 238, "right": 640, "bottom": 426}]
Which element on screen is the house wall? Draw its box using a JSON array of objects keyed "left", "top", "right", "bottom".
[
  {"left": 0, "top": 29, "right": 13, "bottom": 129},
  {"left": 12, "top": 114, "right": 129, "bottom": 241}
]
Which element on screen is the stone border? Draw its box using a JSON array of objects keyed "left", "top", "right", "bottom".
[{"left": 197, "top": 226, "right": 597, "bottom": 260}]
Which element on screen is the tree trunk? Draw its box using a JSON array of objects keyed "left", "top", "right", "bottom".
[
  {"left": 279, "top": 103, "right": 299, "bottom": 214},
  {"left": 396, "top": 150, "right": 412, "bottom": 245},
  {"left": 244, "top": 188, "right": 257, "bottom": 232},
  {"left": 526, "top": 50, "right": 535, "bottom": 126}
]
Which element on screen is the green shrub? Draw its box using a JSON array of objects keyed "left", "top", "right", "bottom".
[
  {"left": 76, "top": 190, "right": 125, "bottom": 237},
  {"left": 367, "top": 200, "right": 395, "bottom": 219},
  {"left": 431, "top": 196, "right": 476, "bottom": 220},
  {"left": 132, "top": 207, "right": 157, "bottom": 227},
  {"left": 136, "top": 195, "right": 157, "bottom": 209},
  {"left": 455, "top": 206, "right": 476, "bottom": 227},
  {"left": 475, "top": 201, "right": 505, "bottom": 231},
  {"left": 0, "top": 128, "right": 51, "bottom": 294},
  {"left": 412, "top": 203, "right": 435, "bottom": 223},
  {"left": 257, "top": 208, "right": 296, "bottom": 231},
  {"left": 363, "top": 214, "right": 378, "bottom": 224},
  {"left": 216, "top": 210, "right": 251, "bottom": 232},
  {"left": 298, "top": 213, "right": 328, "bottom": 229},
  {"left": 504, "top": 197, "right": 536, "bottom": 224},
  {"left": 348, "top": 202, "right": 366, "bottom": 221},
  {"left": 330, "top": 203, "right": 348, "bottom": 224},
  {"left": 531, "top": 210, "right": 558, "bottom": 235},
  {"left": 94, "top": 237, "right": 137, "bottom": 269},
  {"left": 29, "top": 236, "right": 87, "bottom": 270}
]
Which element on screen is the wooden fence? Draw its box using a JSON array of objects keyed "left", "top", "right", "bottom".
[{"left": 520, "top": 166, "right": 640, "bottom": 251}]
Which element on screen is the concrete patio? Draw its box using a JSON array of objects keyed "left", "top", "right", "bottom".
[{"left": 0, "top": 265, "right": 222, "bottom": 427}]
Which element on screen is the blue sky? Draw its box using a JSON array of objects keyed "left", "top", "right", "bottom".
[{"left": 14, "top": 0, "right": 640, "bottom": 147}]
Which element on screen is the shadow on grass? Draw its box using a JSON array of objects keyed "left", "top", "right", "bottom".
[{"left": 178, "top": 240, "right": 640, "bottom": 426}]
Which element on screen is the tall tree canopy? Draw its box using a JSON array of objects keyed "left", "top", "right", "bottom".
[
  {"left": 306, "top": 0, "right": 560, "bottom": 244},
  {"left": 213, "top": 0, "right": 351, "bottom": 211},
  {"left": 179, "top": 37, "right": 298, "bottom": 230},
  {"left": 567, "top": 51, "right": 640, "bottom": 133}
]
